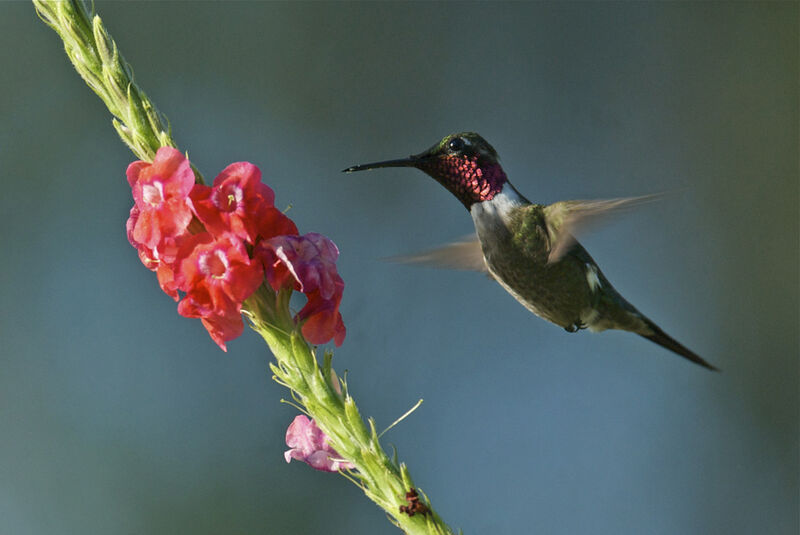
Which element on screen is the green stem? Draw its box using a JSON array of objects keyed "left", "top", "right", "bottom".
[
  {"left": 34, "top": 1, "right": 457, "bottom": 533},
  {"left": 246, "top": 287, "right": 455, "bottom": 534},
  {"left": 33, "top": 0, "right": 203, "bottom": 182}
]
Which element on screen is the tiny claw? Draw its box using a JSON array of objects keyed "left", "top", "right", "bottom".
[{"left": 564, "top": 321, "right": 585, "bottom": 333}]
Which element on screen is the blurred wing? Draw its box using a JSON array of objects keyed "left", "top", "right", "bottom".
[
  {"left": 384, "top": 235, "right": 489, "bottom": 273},
  {"left": 544, "top": 195, "right": 659, "bottom": 263}
]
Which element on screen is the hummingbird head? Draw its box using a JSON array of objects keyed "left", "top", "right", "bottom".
[{"left": 343, "top": 132, "right": 508, "bottom": 209}]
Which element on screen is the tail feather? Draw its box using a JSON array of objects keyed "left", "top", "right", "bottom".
[{"left": 639, "top": 320, "right": 718, "bottom": 371}]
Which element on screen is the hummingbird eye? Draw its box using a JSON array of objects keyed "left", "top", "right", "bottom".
[{"left": 447, "top": 137, "right": 465, "bottom": 153}]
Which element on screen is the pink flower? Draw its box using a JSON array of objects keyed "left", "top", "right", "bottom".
[
  {"left": 190, "top": 162, "right": 298, "bottom": 244},
  {"left": 126, "top": 147, "right": 195, "bottom": 251},
  {"left": 124, "top": 150, "right": 346, "bottom": 351},
  {"left": 126, "top": 205, "right": 185, "bottom": 301},
  {"left": 174, "top": 232, "right": 264, "bottom": 351},
  {"left": 256, "top": 233, "right": 346, "bottom": 346},
  {"left": 299, "top": 287, "right": 346, "bottom": 347},
  {"left": 284, "top": 415, "right": 353, "bottom": 472}
]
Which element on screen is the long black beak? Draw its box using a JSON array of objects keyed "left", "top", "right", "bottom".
[
  {"left": 341, "top": 156, "right": 419, "bottom": 173},
  {"left": 342, "top": 150, "right": 431, "bottom": 173}
]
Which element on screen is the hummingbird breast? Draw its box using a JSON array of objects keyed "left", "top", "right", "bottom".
[{"left": 470, "top": 188, "right": 598, "bottom": 330}]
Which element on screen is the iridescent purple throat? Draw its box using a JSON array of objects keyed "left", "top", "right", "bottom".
[{"left": 420, "top": 155, "right": 508, "bottom": 209}]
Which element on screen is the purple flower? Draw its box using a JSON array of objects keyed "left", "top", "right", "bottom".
[
  {"left": 284, "top": 415, "right": 354, "bottom": 472},
  {"left": 257, "top": 233, "right": 346, "bottom": 346}
]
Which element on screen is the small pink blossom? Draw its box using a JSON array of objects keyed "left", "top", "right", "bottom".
[
  {"left": 126, "top": 147, "right": 195, "bottom": 251},
  {"left": 284, "top": 415, "right": 353, "bottom": 472},
  {"left": 126, "top": 205, "right": 187, "bottom": 301},
  {"left": 299, "top": 287, "right": 346, "bottom": 347},
  {"left": 174, "top": 232, "right": 264, "bottom": 351},
  {"left": 256, "top": 233, "right": 346, "bottom": 346},
  {"left": 190, "top": 162, "right": 297, "bottom": 244},
  {"left": 124, "top": 150, "right": 346, "bottom": 351}
]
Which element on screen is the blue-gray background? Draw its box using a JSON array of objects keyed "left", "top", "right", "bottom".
[{"left": 1, "top": 2, "right": 797, "bottom": 534}]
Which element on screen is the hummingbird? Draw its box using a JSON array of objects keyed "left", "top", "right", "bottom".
[{"left": 343, "top": 132, "right": 717, "bottom": 370}]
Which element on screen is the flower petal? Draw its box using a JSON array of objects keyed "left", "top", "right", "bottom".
[{"left": 283, "top": 415, "right": 353, "bottom": 472}]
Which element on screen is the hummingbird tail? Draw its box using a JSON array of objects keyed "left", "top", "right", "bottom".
[{"left": 639, "top": 320, "right": 719, "bottom": 371}]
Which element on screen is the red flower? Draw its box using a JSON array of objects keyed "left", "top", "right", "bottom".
[
  {"left": 126, "top": 205, "right": 183, "bottom": 301},
  {"left": 256, "top": 233, "right": 346, "bottom": 346},
  {"left": 174, "top": 232, "right": 264, "bottom": 351},
  {"left": 299, "top": 287, "right": 346, "bottom": 347},
  {"left": 126, "top": 147, "right": 195, "bottom": 251},
  {"left": 124, "top": 150, "right": 344, "bottom": 351},
  {"left": 284, "top": 415, "right": 354, "bottom": 472},
  {"left": 190, "top": 162, "right": 297, "bottom": 244},
  {"left": 255, "top": 203, "right": 298, "bottom": 243},
  {"left": 198, "top": 309, "right": 248, "bottom": 353}
]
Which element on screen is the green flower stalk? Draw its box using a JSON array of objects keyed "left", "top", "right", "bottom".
[
  {"left": 33, "top": 1, "right": 457, "bottom": 533},
  {"left": 34, "top": 0, "right": 173, "bottom": 163},
  {"left": 248, "top": 289, "right": 454, "bottom": 534}
]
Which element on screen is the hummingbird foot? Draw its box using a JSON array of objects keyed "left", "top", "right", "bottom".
[{"left": 564, "top": 321, "right": 587, "bottom": 333}]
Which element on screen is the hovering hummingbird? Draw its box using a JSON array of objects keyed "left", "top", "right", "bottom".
[{"left": 344, "top": 132, "right": 717, "bottom": 370}]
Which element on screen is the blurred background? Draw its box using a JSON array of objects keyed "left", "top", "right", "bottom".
[{"left": 1, "top": 2, "right": 797, "bottom": 534}]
